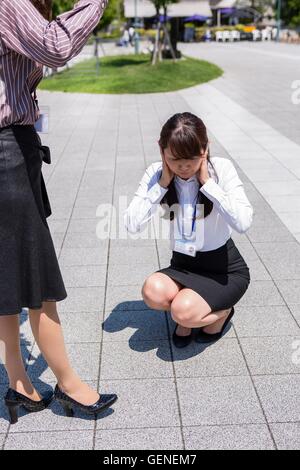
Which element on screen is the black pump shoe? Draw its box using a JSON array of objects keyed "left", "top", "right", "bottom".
[
  {"left": 54, "top": 385, "right": 118, "bottom": 418},
  {"left": 172, "top": 324, "right": 193, "bottom": 348},
  {"left": 4, "top": 388, "right": 54, "bottom": 425},
  {"left": 196, "top": 306, "right": 235, "bottom": 344}
]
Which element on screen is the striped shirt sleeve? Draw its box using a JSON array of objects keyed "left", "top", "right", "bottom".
[{"left": 0, "top": 0, "right": 108, "bottom": 68}]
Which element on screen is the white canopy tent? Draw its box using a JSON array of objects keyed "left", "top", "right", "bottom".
[
  {"left": 210, "top": 0, "right": 236, "bottom": 9},
  {"left": 124, "top": 0, "right": 212, "bottom": 18}
]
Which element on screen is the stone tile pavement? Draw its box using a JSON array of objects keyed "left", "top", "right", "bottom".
[
  {"left": 1, "top": 43, "right": 300, "bottom": 450},
  {"left": 181, "top": 42, "right": 300, "bottom": 243},
  {"left": 180, "top": 42, "right": 300, "bottom": 145}
]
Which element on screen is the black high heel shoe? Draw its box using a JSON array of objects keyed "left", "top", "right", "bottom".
[
  {"left": 196, "top": 307, "right": 235, "bottom": 344},
  {"left": 4, "top": 388, "right": 54, "bottom": 425},
  {"left": 54, "top": 385, "right": 118, "bottom": 418},
  {"left": 172, "top": 324, "right": 193, "bottom": 348}
]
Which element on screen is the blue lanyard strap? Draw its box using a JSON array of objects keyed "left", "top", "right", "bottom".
[
  {"left": 191, "top": 191, "right": 202, "bottom": 233},
  {"left": 191, "top": 204, "right": 197, "bottom": 233}
]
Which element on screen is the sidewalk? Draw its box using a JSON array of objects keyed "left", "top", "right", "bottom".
[{"left": 0, "top": 78, "right": 300, "bottom": 449}]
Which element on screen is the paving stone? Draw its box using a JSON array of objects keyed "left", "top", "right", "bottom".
[
  {"left": 27, "top": 343, "right": 101, "bottom": 383},
  {"left": 237, "top": 281, "right": 284, "bottom": 307},
  {"left": 253, "top": 375, "right": 300, "bottom": 423},
  {"left": 57, "top": 311, "right": 103, "bottom": 343},
  {"left": 58, "top": 287, "right": 105, "bottom": 313},
  {"left": 234, "top": 306, "right": 300, "bottom": 337},
  {"left": 0, "top": 384, "right": 10, "bottom": 433},
  {"left": 0, "top": 434, "right": 5, "bottom": 449},
  {"left": 183, "top": 424, "right": 275, "bottom": 450},
  {"left": 61, "top": 265, "right": 107, "bottom": 288},
  {"left": 177, "top": 376, "right": 265, "bottom": 426},
  {"left": 276, "top": 281, "right": 300, "bottom": 306},
  {"left": 253, "top": 243, "right": 300, "bottom": 280},
  {"left": 173, "top": 338, "right": 248, "bottom": 378},
  {"left": 109, "top": 246, "right": 158, "bottom": 266},
  {"left": 107, "top": 264, "right": 159, "bottom": 287},
  {"left": 270, "top": 423, "right": 300, "bottom": 450},
  {"left": 95, "top": 427, "right": 183, "bottom": 450},
  {"left": 4, "top": 430, "right": 94, "bottom": 450},
  {"left": 105, "top": 285, "right": 150, "bottom": 312},
  {"left": 59, "top": 247, "right": 108, "bottom": 266},
  {"left": 102, "top": 308, "right": 168, "bottom": 342},
  {"left": 96, "top": 379, "right": 180, "bottom": 430},
  {"left": 289, "top": 305, "right": 300, "bottom": 325},
  {"left": 240, "top": 336, "right": 300, "bottom": 375}
]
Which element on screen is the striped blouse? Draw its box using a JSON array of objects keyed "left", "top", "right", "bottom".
[{"left": 0, "top": 0, "right": 108, "bottom": 128}]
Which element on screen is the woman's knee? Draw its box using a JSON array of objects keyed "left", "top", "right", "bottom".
[
  {"left": 142, "top": 274, "right": 178, "bottom": 309},
  {"left": 171, "top": 289, "right": 211, "bottom": 324}
]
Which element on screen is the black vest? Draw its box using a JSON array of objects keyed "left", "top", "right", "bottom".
[{"left": 160, "top": 177, "right": 213, "bottom": 221}]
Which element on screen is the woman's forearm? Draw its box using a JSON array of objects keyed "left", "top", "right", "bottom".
[{"left": 0, "top": 0, "right": 108, "bottom": 68}]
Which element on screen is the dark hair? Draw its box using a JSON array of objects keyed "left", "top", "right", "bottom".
[
  {"left": 158, "top": 112, "right": 219, "bottom": 219},
  {"left": 30, "top": 0, "right": 53, "bottom": 21}
]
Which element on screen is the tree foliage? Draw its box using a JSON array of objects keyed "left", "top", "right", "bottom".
[
  {"left": 280, "top": 0, "right": 300, "bottom": 27},
  {"left": 52, "top": 0, "right": 123, "bottom": 29}
]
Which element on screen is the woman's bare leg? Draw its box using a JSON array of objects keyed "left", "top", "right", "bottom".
[
  {"left": 0, "top": 315, "right": 41, "bottom": 401},
  {"left": 141, "top": 273, "right": 191, "bottom": 336},
  {"left": 142, "top": 273, "right": 183, "bottom": 311},
  {"left": 202, "top": 309, "right": 233, "bottom": 334},
  {"left": 171, "top": 288, "right": 232, "bottom": 330},
  {"left": 29, "top": 301, "right": 99, "bottom": 406}
]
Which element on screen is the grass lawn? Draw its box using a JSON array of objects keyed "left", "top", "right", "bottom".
[{"left": 38, "top": 54, "right": 223, "bottom": 94}]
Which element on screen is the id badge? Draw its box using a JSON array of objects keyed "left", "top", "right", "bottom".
[
  {"left": 34, "top": 107, "right": 49, "bottom": 133},
  {"left": 174, "top": 239, "right": 197, "bottom": 257}
]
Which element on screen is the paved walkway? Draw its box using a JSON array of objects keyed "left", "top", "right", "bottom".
[
  {"left": 181, "top": 42, "right": 300, "bottom": 145},
  {"left": 1, "top": 43, "right": 300, "bottom": 450},
  {"left": 181, "top": 42, "right": 300, "bottom": 243}
]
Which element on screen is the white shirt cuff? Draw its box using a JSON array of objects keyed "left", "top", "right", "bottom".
[
  {"left": 147, "top": 182, "right": 169, "bottom": 204},
  {"left": 199, "top": 178, "right": 225, "bottom": 204}
]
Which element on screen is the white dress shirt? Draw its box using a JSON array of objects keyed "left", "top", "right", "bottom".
[{"left": 124, "top": 157, "right": 254, "bottom": 252}]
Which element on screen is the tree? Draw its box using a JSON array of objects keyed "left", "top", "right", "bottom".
[
  {"left": 94, "top": 0, "right": 124, "bottom": 31},
  {"left": 52, "top": 0, "right": 73, "bottom": 16},
  {"left": 236, "top": 0, "right": 274, "bottom": 13},
  {"left": 52, "top": 0, "right": 122, "bottom": 30},
  {"left": 280, "top": 0, "right": 300, "bottom": 27},
  {"left": 149, "top": 0, "right": 180, "bottom": 65}
]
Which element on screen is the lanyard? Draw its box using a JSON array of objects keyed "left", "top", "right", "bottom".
[
  {"left": 191, "top": 203, "right": 197, "bottom": 233},
  {"left": 184, "top": 194, "right": 199, "bottom": 237}
]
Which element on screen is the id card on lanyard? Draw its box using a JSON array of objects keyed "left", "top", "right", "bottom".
[
  {"left": 33, "top": 90, "right": 49, "bottom": 133},
  {"left": 173, "top": 203, "right": 204, "bottom": 257}
]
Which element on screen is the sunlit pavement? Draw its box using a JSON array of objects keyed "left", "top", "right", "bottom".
[{"left": 1, "top": 42, "right": 300, "bottom": 450}]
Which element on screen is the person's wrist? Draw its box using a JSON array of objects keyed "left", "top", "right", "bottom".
[
  {"left": 200, "top": 176, "right": 210, "bottom": 185},
  {"left": 158, "top": 178, "right": 169, "bottom": 189}
]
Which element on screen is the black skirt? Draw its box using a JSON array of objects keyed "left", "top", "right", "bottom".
[
  {"left": 0, "top": 125, "right": 67, "bottom": 315},
  {"left": 156, "top": 238, "right": 250, "bottom": 312}
]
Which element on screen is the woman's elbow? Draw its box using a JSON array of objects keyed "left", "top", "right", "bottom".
[
  {"left": 235, "top": 208, "right": 254, "bottom": 233},
  {"left": 42, "top": 40, "right": 75, "bottom": 68},
  {"left": 39, "top": 54, "right": 70, "bottom": 69}
]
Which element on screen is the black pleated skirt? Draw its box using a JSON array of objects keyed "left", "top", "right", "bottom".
[
  {"left": 156, "top": 238, "right": 250, "bottom": 312},
  {"left": 0, "top": 124, "right": 67, "bottom": 315}
]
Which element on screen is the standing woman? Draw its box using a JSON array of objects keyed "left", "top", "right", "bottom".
[{"left": 0, "top": 0, "right": 117, "bottom": 424}]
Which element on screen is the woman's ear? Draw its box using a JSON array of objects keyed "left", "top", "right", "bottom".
[{"left": 204, "top": 142, "right": 209, "bottom": 157}]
